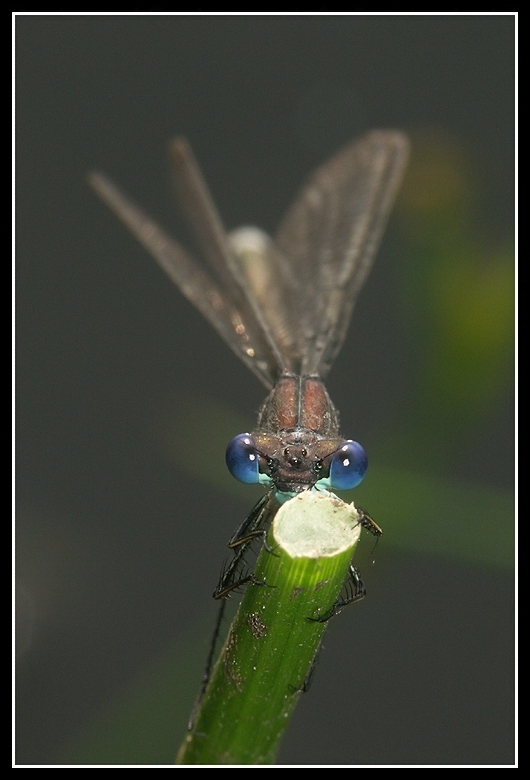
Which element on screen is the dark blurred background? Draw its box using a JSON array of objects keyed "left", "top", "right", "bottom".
[{"left": 16, "top": 15, "right": 515, "bottom": 766}]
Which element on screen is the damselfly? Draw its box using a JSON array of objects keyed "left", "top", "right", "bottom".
[{"left": 89, "top": 128, "right": 408, "bottom": 650}]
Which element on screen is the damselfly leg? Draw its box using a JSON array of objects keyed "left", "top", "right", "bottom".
[{"left": 213, "top": 493, "right": 278, "bottom": 600}]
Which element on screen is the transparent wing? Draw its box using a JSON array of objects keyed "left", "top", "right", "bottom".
[
  {"left": 88, "top": 171, "right": 281, "bottom": 388},
  {"left": 269, "top": 130, "right": 410, "bottom": 377},
  {"left": 89, "top": 131, "right": 408, "bottom": 387},
  {"left": 167, "top": 139, "right": 287, "bottom": 377}
]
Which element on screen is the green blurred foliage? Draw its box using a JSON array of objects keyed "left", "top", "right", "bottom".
[{"left": 394, "top": 130, "right": 514, "bottom": 470}]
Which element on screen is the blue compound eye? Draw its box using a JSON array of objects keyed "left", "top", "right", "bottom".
[
  {"left": 225, "top": 433, "right": 260, "bottom": 484},
  {"left": 328, "top": 440, "right": 368, "bottom": 490}
]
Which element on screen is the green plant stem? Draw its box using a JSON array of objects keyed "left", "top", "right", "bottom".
[{"left": 176, "top": 490, "right": 362, "bottom": 765}]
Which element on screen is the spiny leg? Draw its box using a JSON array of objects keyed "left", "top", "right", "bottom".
[
  {"left": 213, "top": 548, "right": 257, "bottom": 599},
  {"left": 310, "top": 563, "right": 367, "bottom": 623},
  {"left": 356, "top": 506, "right": 383, "bottom": 537},
  {"left": 314, "top": 507, "right": 381, "bottom": 621},
  {"left": 289, "top": 641, "right": 323, "bottom": 694},
  {"left": 214, "top": 493, "right": 277, "bottom": 600},
  {"left": 190, "top": 495, "right": 277, "bottom": 729},
  {"left": 190, "top": 505, "right": 269, "bottom": 730}
]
